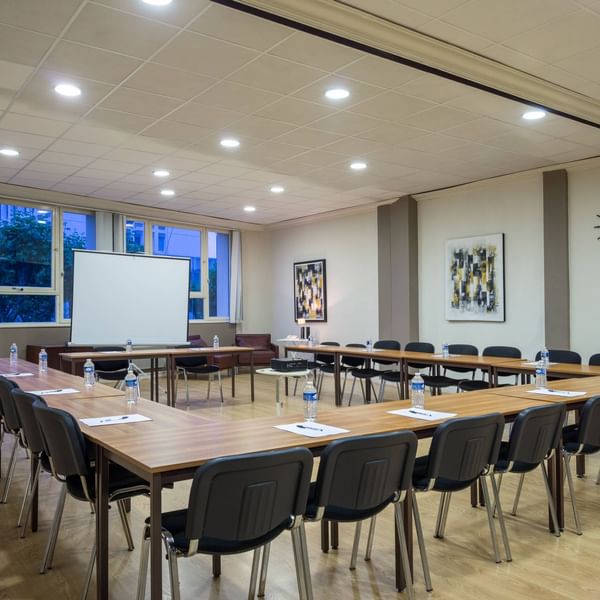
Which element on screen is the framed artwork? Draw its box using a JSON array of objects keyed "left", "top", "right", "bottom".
[
  {"left": 294, "top": 259, "right": 327, "bottom": 322},
  {"left": 445, "top": 233, "right": 505, "bottom": 322}
]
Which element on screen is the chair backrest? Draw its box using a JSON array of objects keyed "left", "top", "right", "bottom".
[
  {"left": 483, "top": 346, "right": 522, "bottom": 359},
  {"left": 372, "top": 340, "right": 401, "bottom": 366},
  {"left": 92, "top": 346, "right": 129, "bottom": 372},
  {"left": 12, "top": 390, "right": 48, "bottom": 456},
  {"left": 32, "top": 403, "right": 91, "bottom": 480},
  {"left": 446, "top": 344, "right": 479, "bottom": 375},
  {"left": 534, "top": 349, "right": 581, "bottom": 364},
  {"left": 0, "top": 376, "right": 21, "bottom": 432},
  {"left": 311, "top": 431, "right": 417, "bottom": 514},
  {"left": 405, "top": 342, "right": 435, "bottom": 370},
  {"left": 174, "top": 345, "right": 208, "bottom": 369},
  {"left": 315, "top": 341, "right": 339, "bottom": 366},
  {"left": 424, "top": 413, "right": 504, "bottom": 485},
  {"left": 341, "top": 343, "right": 366, "bottom": 368},
  {"left": 504, "top": 403, "right": 566, "bottom": 466},
  {"left": 589, "top": 353, "right": 600, "bottom": 366},
  {"left": 185, "top": 448, "right": 313, "bottom": 545},
  {"left": 576, "top": 396, "right": 600, "bottom": 448}
]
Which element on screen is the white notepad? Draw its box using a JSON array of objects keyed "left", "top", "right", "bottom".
[
  {"left": 31, "top": 388, "right": 79, "bottom": 395},
  {"left": 0, "top": 372, "right": 34, "bottom": 377},
  {"left": 80, "top": 414, "right": 152, "bottom": 426},
  {"left": 388, "top": 408, "right": 457, "bottom": 421},
  {"left": 526, "top": 389, "right": 585, "bottom": 398},
  {"left": 274, "top": 422, "right": 350, "bottom": 438}
]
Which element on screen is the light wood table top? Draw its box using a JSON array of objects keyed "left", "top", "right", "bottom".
[
  {"left": 59, "top": 345, "right": 254, "bottom": 361},
  {"left": 493, "top": 359, "right": 600, "bottom": 377}
]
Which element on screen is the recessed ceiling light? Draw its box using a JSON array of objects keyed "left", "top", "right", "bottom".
[
  {"left": 350, "top": 161, "right": 367, "bottom": 171},
  {"left": 220, "top": 138, "right": 240, "bottom": 148},
  {"left": 160, "top": 189, "right": 175, "bottom": 197},
  {"left": 142, "top": 0, "right": 172, "bottom": 5},
  {"left": 270, "top": 185, "right": 285, "bottom": 194},
  {"left": 0, "top": 148, "right": 19, "bottom": 157},
  {"left": 153, "top": 169, "right": 170, "bottom": 177},
  {"left": 325, "top": 88, "right": 350, "bottom": 100},
  {"left": 244, "top": 206, "right": 256, "bottom": 212},
  {"left": 522, "top": 109, "right": 546, "bottom": 120},
  {"left": 54, "top": 83, "right": 82, "bottom": 97}
]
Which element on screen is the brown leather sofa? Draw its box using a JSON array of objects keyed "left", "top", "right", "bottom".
[
  {"left": 234, "top": 333, "right": 278, "bottom": 367},
  {"left": 187, "top": 335, "right": 236, "bottom": 370}
]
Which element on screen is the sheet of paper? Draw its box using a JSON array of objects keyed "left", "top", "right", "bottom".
[
  {"left": 274, "top": 422, "right": 350, "bottom": 438},
  {"left": 432, "top": 354, "right": 456, "bottom": 358},
  {"left": 526, "top": 389, "right": 585, "bottom": 397},
  {"left": 388, "top": 408, "right": 457, "bottom": 421},
  {"left": 31, "top": 387, "right": 79, "bottom": 395},
  {"left": 523, "top": 361, "right": 558, "bottom": 367},
  {"left": 0, "top": 372, "right": 34, "bottom": 377},
  {"left": 80, "top": 414, "right": 152, "bottom": 427}
]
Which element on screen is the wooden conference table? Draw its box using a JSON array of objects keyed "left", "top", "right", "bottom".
[{"left": 59, "top": 345, "right": 256, "bottom": 406}]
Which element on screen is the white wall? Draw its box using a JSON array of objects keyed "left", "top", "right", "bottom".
[
  {"left": 269, "top": 210, "right": 379, "bottom": 345},
  {"left": 568, "top": 162, "right": 600, "bottom": 361},
  {"left": 418, "top": 174, "right": 545, "bottom": 359}
]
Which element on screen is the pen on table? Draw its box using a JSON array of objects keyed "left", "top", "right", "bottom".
[
  {"left": 44, "top": 389, "right": 64, "bottom": 393},
  {"left": 297, "top": 424, "right": 323, "bottom": 432},
  {"left": 409, "top": 409, "right": 434, "bottom": 417},
  {"left": 99, "top": 416, "right": 129, "bottom": 423}
]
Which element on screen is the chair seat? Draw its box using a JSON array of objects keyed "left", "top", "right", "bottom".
[
  {"left": 422, "top": 375, "right": 465, "bottom": 389},
  {"left": 380, "top": 371, "right": 401, "bottom": 383},
  {"left": 412, "top": 455, "right": 477, "bottom": 492},
  {"left": 66, "top": 463, "right": 149, "bottom": 501},
  {"left": 494, "top": 441, "right": 539, "bottom": 474},
  {"left": 350, "top": 368, "right": 385, "bottom": 379},
  {"left": 145, "top": 508, "right": 292, "bottom": 555},
  {"left": 458, "top": 380, "right": 490, "bottom": 392},
  {"left": 96, "top": 369, "right": 128, "bottom": 381},
  {"left": 563, "top": 424, "right": 600, "bottom": 455},
  {"left": 179, "top": 364, "right": 220, "bottom": 375}
]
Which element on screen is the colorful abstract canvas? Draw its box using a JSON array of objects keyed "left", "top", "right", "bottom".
[
  {"left": 445, "top": 234, "right": 505, "bottom": 321},
  {"left": 294, "top": 259, "right": 327, "bottom": 322}
]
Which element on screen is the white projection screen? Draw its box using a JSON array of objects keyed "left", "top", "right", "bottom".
[{"left": 70, "top": 250, "right": 190, "bottom": 346}]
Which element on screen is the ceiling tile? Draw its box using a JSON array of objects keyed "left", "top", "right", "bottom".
[
  {"left": 125, "top": 62, "right": 215, "bottom": 100},
  {"left": 0, "top": 0, "right": 81, "bottom": 36},
  {"left": 86, "top": 158, "right": 143, "bottom": 174},
  {"left": 82, "top": 108, "right": 154, "bottom": 134},
  {"left": 0, "top": 24, "right": 54, "bottom": 67},
  {"left": 292, "top": 74, "right": 383, "bottom": 108},
  {"left": 275, "top": 127, "right": 344, "bottom": 148},
  {"left": 442, "top": 117, "right": 516, "bottom": 142},
  {"left": 154, "top": 31, "right": 258, "bottom": 78},
  {"left": 63, "top": 123, "right": 132, "bottom": 146},
  {"left": 50, "top": 138, "right": 114, "bottom": 157},
  {"left": 417, "top": 19, "right": 492, "bottom": 51},
  {"left": 21, "top": 161, "right": 79, "bottom": 176},
  {"left": 396, "top": 74, "right": 469, "bottom": 103},
  {"left": 336, "top": 55, "right": 422, "bottom": 88},
  {"left": 357, "top": 122, "right": 426, "bottom": 144},
  {"left": 0, "top": 90, "right": 15, "bottom": 111},
  {"left": 0, "top": 111, "right": 71, "bottom": 137},
  {"left": 228, "top": 115, "right": 296, "bottom": 140},
  {"left": 255, "top": 98, "right": 336, "bottom": 127},
  {"left": 342, "top": 0, "right": 432, "bottom": 28},
  {"left": 143, "top": 119, "right": 213, "bottom": 143},
  {"left": 351, "top": 91, "right": 436, "bottom": 121},
  {"left": 556, "top": 46, "right": 600, "bottom": 84},
  {"left": 124, "top": 135, "right": 186, "bottom": 154},
  {"left": 190, "top": 3, "right": 291, "bottom": 50},
  {"left": 64, "top": 3, "right": 178, "bottom": 59},
  {"left": 0, "top": 60, "right": 34, "bottom": 92},
  {"left": 311, "top": 111, "right": 382, "bottom": 136},
  {"left": 169, "top": 103, "right": 243, "bottom": 129},
  {"left": 94, "top": 0, "right": 210, "bottom": 27},
  {"left": 400, "top": 132, "right": 474, "bottom": 154},
  {"left": 319, "top": 136, "right": 386, "bottom": 157},
  {"left": 279, "top": 149, "right": 345, "bottom": 167},
  {"left": 399, "top": 105, "right": 477, "bottom": 131},
  {"left": 35, "top": 150, "right": 95, "bottom": 167},
  {"left": 199, "top": 163, "right": 251, "bottom": 177},
  {"left": 227, "top": 55, "right": 325, "bottom": 95},
  {"left": 100, "top": 87, "right": 182, "bottom": 118},
  {"left": 193, "top": 80, "right": 282, "bottom": 113},
  {"left": 0, "top": 128, "right": 54, "bottom": 149},
  {"left": 11, "top": 171, "right": 66, "bottom": 186}
]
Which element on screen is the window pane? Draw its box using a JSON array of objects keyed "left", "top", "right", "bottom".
[
  {"left": 0, "top": 204, "right": 52, "bottom": 288},
  {"left": 208, "top": 231, "right": 230, "bottom": 318},
  {"left": 126, "top": 220, "right": 145, "bottom": 253},
  {"left": 189, "top": 297, "right": 204, "bottom": 320},
  {"left": 0, "top": 294, "right": 56, "bottom": 323},
  {"left": 63, "top": 212, "right": 96, "bottom": 319},
  {"left": 152, "top": 225, "right": 201, "bottom": 292}
]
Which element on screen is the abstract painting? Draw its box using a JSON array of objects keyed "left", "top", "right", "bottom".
[
  {"left": 445, "top": 233, "right": 504, "bottom": 321},
  {"left": 294, "top": 259, "right": 327, "bottom": 322}
]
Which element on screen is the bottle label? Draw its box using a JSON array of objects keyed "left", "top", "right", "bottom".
[
  {"left": 126, "top": 380, "right": 137, "bottom": 388},
  {"left": 84, "top": 366, "right": 93, "bottom": 373},
  {"left": 303, "top": 392, "right": 317, "bottom": 402},
  {"left": 411, "top": 382, "right": 425, "bottom": 392}
]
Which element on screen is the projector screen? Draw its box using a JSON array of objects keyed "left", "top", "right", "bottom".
[{"left": 70, "top": 250, "right": 190, "bottom": 346}]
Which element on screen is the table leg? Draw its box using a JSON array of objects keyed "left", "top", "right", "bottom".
[
  {"left": 548, "top": 445, "right": 564, "bottom": 532},
  {"left": 490, "top": 366, "right": 497, "bottom": 387},
  {"left": 231, "top": 362, "right": 236, "bottom": 397},
  {"left": 250, "top": 352, "right": 255, "bottom": 403},
  {"left": 402, "top": 359, "right": 409, "bottom": 400},
  {"left": 150, "top": 473, "right": 163, "bottom": 600},
  {"left": 320, "top": 520, "right": 330, "bottom": 553},
  {"left": 334, "top": 354, "right": 341, "bottom": 406},
  {"left": 95, "top": 445, "right": 109, "bottom": 600},
  {"left": 395, "top": 489, "right": 413, "bottom": 592},
  {"left": 365, "top": 358, "right": 372, "bottom": 403},
  {"left": 275, "top": 377, "right": 281, "bottom": 404},
  {"left": 331, "top": 521, "right": 339, "bottom": 549},
  {"left": 284, "top": 348, "right": 289, "bottom": 396}
]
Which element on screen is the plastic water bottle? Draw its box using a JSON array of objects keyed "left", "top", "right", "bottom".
[
  {"left": 442, "top": 343, "right": 449, "bottom": 359},
  {"left": 38, "top": 348, "right": 48, "bottom": 373},
  {"left": 366, "top": 339, "right": 373, "bottom": 353},
  {"left": 83, "top": 358, "right": 95, "bottom": 387},
  {"left": 124, "top": 366, "right": 138, "bottom": 405},
  {"left": 541, "top": 346, "right": 549, "bottom": 367},
  {"left": 411, "top": 372, "right": 425, "bottom": 409},
  {"left": 535, "top": 360, "right": 547, "bottom": 389},
  {"left": 303, "top": 378, "right": 318, "bottom": 421},
  {"left": 126, "top": 339, "right": 133, "bottom": 352},
  {"left": 213, "top": 335, "right": 220, "bottom": 349},
  {"left": 9, "top": 342, "right": 18, "bottom": 368}
]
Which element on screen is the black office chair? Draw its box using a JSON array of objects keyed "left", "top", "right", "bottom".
[
  {"left": 493, "top": 403, "right": 566, "bottom": 542},
  {"left": 175, "top": 346, "right": 223, "bottom": 405},
  {"left": 534, "top": 348, "right": 581, "bottom": 382},
  {"left": 422, "top": 344, "right": 479, "bottom": 395},
  {"left": 348, "top": 340, "right": 401, "bottom": 404},
  {"left": 342, "top": 343, "right": 369, "bottom": 405},
  {"left": 0, "top": 376, "right": 22, "bottom": 504},
  {"left": 379, "top": 342, "right": 434, "bottom": 400},
  {"left": 92, "top": 346, "right": 130, "bottom": 387},
  {"left": 315, "top": 342, "right": 340, "bottom": 396},
  {"left": 560, "top": 395, "right": 600, "bottom": 534},
  {"left": 33, "top": 402, "right": 150, "bottom": 597},
  {"left": 136, "top": 448, "right": 314, "bottom": 600},
  {"left": 412, "top": 413, "right": 509, "bottom": 572},
  {"left": 588, "top": 353, "right": 600, "bottom": 366},
  {"left": 458, "top": 345, "right": 521, "bottom": 392}
]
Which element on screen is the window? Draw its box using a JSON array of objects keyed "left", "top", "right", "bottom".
[
  {"left": 125, "top": 218, "right": 230, "bottom": 321},
  {"left": 0, "top": 202, "right": 96, "bottom": 325}
]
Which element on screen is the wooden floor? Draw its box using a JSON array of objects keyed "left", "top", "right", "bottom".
[{"left": 1, "top": 372, "right": 599, "bottom": 599}]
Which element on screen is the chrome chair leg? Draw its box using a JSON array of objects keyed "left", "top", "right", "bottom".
[
  {"left": 394, "top": 502, "right": 415, "bottom": 600},
  {"left": 116, "top": 499, "right": 134, "bottom": 551},
  {"left": 596, "top": 465, "right": 600, "bottom": 485},
  {"left": 370, "top": 380, "right": 378, "bottom": 403},
  {"left": 378, "top": 380, "right": 385, "bottom": 401},
  {"left": 341, "top": 371, "right": 349, "bottom": 401},
  {"left": 434, "top": 492, "right": 446, "bottom": 538},
  {"left": 491, "top": 473, "right": 503, "bottom": 518},
  {"left": 206, "top": 373, "right": 212, "bottom": 401},
  {"left": 299, "top": 522, "right": 313, "bottom": 600},
  {"left": 248, "top": 548, "right": 261, "bottom": 599},
  {"left": 365, "top": 516, "right": 376, "bottom": 561},
  {"left": 479, "top": 476, "right": 501, "bottom": 563},
  {"left": 350, "top": 520, "right": 362, "bottom": 569},
  {"left": 19, "top": 460, "right": 41, "bottom": 537},
  {"left": 82, "top": 542, "right": 96, "bottom": 600},
  {"left": 490, "top": 474, "right": 512, "bottom": 562},
  {"left": 17, "top": 468, "right": 33, "bottom": 527},
  {"left": 412, "top": 492, "right": 433, "bottom": 592},
  {"left": 167, "top": 544, "right": 181, "bottom": 600},
  {"left": 358, "top": 379, "right": 366, "bottom": 403},
  {"left": 511, "top": 473, "right": 525, "bottom": 516},
  {"left": 293, "top": 378, "right": 299, "bottom": 396},
  {"left": 258, "top": 543, "right": 271, "bottom": 597},
  {"left": 183, "top": 368, "right": 190, "bottom": 407},
  {"left": 41, "top": 483, "right": 67, "bottom": 573},
  {"left": 0, "top": 436, "right": 19, "bottom": 503},
  {"left": 136, "top": 526, "right": 150, "bottom": 600},
  {"left": 348, "top": 378, "right": 357, "bottom": 406},
  {"left": 540, "top": 462, "right": 561, "bottom": 537},
  {"left": 290, "top": 526, "right": 308, "bottom": 600},
  {"left": 435, "top": 492, "right": 451, "bottom": 538},
  {"left": 218, "top": 370, "right": 224, "bottom": 403},
  {"left": 563, "top": 453, "right": 583, "bottom": 535}
]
